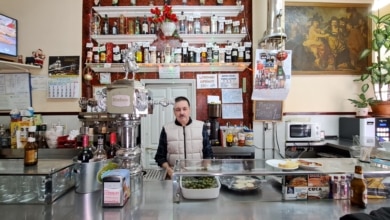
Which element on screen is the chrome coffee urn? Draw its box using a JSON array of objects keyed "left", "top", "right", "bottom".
[
  {"left": 208, "top": 103, "right": 221, "bottom": 146},
  {"left": 106, "top": 79, "right": 150, "bottom": 193}
]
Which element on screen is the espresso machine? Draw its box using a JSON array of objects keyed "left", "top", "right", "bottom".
[{"left": 208, "top": 103, "right": 221, "bottom": 146}]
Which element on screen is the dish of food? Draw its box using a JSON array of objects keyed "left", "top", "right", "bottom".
[
  {"left": 297, "top": 159, "right": 323, "bottom": 170},
  {"left": 180, "top": 176, "right": 221, "bottom": 199},
  {"left": 266, "top": 159, "right": 299, "bottom": 170},
  {"left": 219, "top": 176, "right": 262, "bottom": 192}
]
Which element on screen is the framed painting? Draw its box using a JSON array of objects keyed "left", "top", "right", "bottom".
[{"left": 285, "top": 2, "right": 371, "bottom": 75}]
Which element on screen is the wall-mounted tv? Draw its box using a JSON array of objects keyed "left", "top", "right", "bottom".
[{"left": 0, "top": 13, "right": 18, "bottom": 62}]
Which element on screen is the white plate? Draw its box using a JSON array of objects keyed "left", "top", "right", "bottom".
[
  {"left": 297, "top": 159, "right": 323, "bottom": 170},
  {"left": 266, "top": 159, "right": 299, "bottom": 170}
]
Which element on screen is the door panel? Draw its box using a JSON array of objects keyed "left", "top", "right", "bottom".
[{"left": 140, "top": 79, "right": 195, "bottom": 168}]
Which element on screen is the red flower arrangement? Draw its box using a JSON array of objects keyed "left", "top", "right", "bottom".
[{"left": 149, "top": 5, "right": 178, "bottom": 24}]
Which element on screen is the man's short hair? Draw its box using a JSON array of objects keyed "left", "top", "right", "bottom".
[{"left": 175, "top": 96, "right": 190, "bottom": 107}]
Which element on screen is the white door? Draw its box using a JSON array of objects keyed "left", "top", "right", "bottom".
[{"left": 140, "top": 79, "right": 196, "bottom": 168}]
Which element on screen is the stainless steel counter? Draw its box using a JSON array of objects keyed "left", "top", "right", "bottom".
[{"left": 0, "top": 180, "right": 388, "bottom": 220}]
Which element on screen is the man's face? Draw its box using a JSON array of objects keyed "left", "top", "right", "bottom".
[{"left": 174, "top": 100, "right": 191, "bottom": 126}]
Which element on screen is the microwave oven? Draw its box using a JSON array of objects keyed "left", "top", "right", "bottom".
[{"left": 285, "top": 122, "right": 321, "bottom": 142}]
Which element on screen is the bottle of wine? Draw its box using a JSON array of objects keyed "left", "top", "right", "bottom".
[
  {"left": 142, "top": 15, "right": 149, "bottom": 34},
  {"left": 38, "top": 124, "right": 49, "bottom": 148},
  {"left": 78, "top": 134, "right": 94, "bottom": 163},
  {"left": 103, "top": 14, "right": 109, "bottom": 35},
  {"left": 24, "top": 126, "right": 38, "bottom": 166},
  {"left": 107, "top": 132, "right": 120, "bottom": 159},
  {"left": 93, "top": 134, "right": 107, "bottom": 161}
]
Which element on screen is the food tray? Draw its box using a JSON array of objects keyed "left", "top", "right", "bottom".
[
  {"left": 180, "top": 176, "right": 221, "bottom": 199},
  {"left": 219, "top": 176, "right": 262, "bottom": 192}
]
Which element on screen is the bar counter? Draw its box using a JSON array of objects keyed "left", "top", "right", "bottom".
[
  {"left": 0, "top": 157, "right": 389, "bottom": 219},
  {"left": 0, "top": 180, "right": 388, "bottom": 220}
]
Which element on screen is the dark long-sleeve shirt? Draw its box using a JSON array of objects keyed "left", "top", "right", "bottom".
[{"left": 154, "top": 118, "right": 213, "bottom": 167}]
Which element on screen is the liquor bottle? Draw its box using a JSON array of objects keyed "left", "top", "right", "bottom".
[
  {"left": 237, "top": 43, "right": 245, "bottom": 62},
  {"left": 150, "top": 21, "right": 156, "bottom": 34},
  {"left": 226, "top": 129, "right": 234, "bottom": 147},
  {"left": 194, "top": 15, "right": 201, "bottom": 34},
  {"left": 38, "top": 124, "right": 49, "bottom": 148},
  {"left": 332, "top": 175, "right": 340, "bottom": 199},
  {"left": 112, "top": 0, "right": 119, "bottom": 6},
  {"left": 93, "top": 134, "right": 107, "bottom": 161},
  {"left": 340, "top": 175, "right": 348, "bottom": 199},
  {"left": 240, "top": 18, "right": 247, "bottom": 34},
  {"left": 244, "top": 42, "right": 252, "bottom": 62},
  {"left": 130, "top": 0, "right": 136, "bottom": 6},
  {"left": 78, "top": 134, "right": 94, "bottom": 163},
  {"left": 93, "top": 46, "right": 100, "bottom": 63},
  {"left": 217, "top": 0, "right": 224, "bottom": 5},
  {"left": 182, "top": 42, "right": 188, "bottom": 63},
  {"left": 276, "top": 64, "right": 286, "bottom": 88},
  {"left": 231, "top": 43, "right": 238, "bottom": 62},
  {"left": 99, "top": 44, "right": 107, "bottom": 63},
  {"left": 103, "top": 14, "right": 109, "bottom": 35},
  {"left": 113, "top": 45, "right": 121, "bottom": 63},
  {"left": 107, "top": 132, "right": 120, "bottom": 159},
  {"left": 119, "top": 15, "right": 125, "bottom": 34},
  {"left": 218, "top": 17, "right": 225, "bottom": 34},
  {"left": 134, "top": 17, "right": 140, "bottom": 35},
  {"left": 142, "top": 15, "right": 149, "bottom": 34},
  {"left": 210, "top": 14, "right": 217, "bottom": 34},
  {"left": 112, "top": 21, "right": 118, "bottom": 35},
  {"left": 179, "top": 11, "right": 186, "bottom": 34},
  {"left": 350, "top": 165, "right": 367, "bottom": 208},
  {"left": 232, "top": 20, "right": 240, "bottom": 34},
  {"left": 187, "top": 15, "right": 194, "bottom": 34},
  {"left": 86, "top": 42, "right": 94, "bottom": 63},
  {"left": 24, "top": 126, "right": 38, "bottom": 166}
]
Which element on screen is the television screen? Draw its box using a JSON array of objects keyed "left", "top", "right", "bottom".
[{"left": 0, "top": 13, "right": 17, "bottom": 59}]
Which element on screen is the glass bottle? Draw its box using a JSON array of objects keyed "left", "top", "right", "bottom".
[
  {"left": 142, "top": 15, "right": 149, "bottom": 34},
  {"left": 244, "top": 42, "right": 252, "bottom": 62},
  {"left": 78, "top": 134, "right": 94, "bottom": 163},
  {"left": 150, "top": 46, "right": 157, "bottom": 63},
  {"left": 112, "top": 21, "right": 118, "bottom": 35},
  {"left": 225, "top": 19, "right": 232, "bottom": 34},
  {"left": 217, "top": 0, "right": 223, "bottom": 5},
  {"left": 128, "top": 18, "right": 134, "bottom": 35},
  {"left": 150, "top": 21, "right": 156, "bottom": 34},
  {"left": 24, "top": 126, "right": 38, "bottom": 166},
  {"left": 99, "top": 44, "right": 107, "bottom": 63},
  {"left": 194, "top": 15, "right": 201, "bottom": 34},
  {"left": 226, "top": 128, "right": 234, "bottom": 147},
  {"left": 182, "top": 42, "right": 188, "bottom": 63},
  {"left": 238, "top": 43, "right": 245, "bottom": 62},
  {"left": 38, "top": 124, "right": 49, "bottom": 149},
  {"left": 113, "top": 45, "right": 121, "bottom": 63},
  {"left": 231, "top": 43, "right": 238, "bottom": 62},
  {"left": 350, "top": 165, "right": 367, "bottom": 208},
  {"left": 232, "top": 20, "right": 240, "bottom": 34},
  {"left": 240, "top": 18, "right": 247, "bottom": 34},
  {"left": 179, "top": 11, "right": 186, "bottom": 34},
  {"left": 134, "top": 17, "right": 140, "bottom": 35},
  {"left": 276, "top": 63, "right": 286, "bottom": 88},
  {"left": 187, "top": 15, "right": 194, "bottom": 34},
  {"left": 103, "top": 14, "right": 109, "bottom": 35},
  {"left": 130, "top": 0, "right": 136, "bottom": 6},
  {"left": 210, "top": 14, "right": 218, "bottom": 34},
  {"left": 119, "top": 14, "right": 125, "bottom": 34},
  {"left": 332, "top": 175, "right": 340, "bottom": 199},
  {"left": 93, "top": 134, "right": 107, "bottom": 161},
  {"left": 93, "top": 46, "right": 100, "bottom": 63},
  {"left": 200, "top": 47, "right": 207, "bottom": 63},
  {"left": 218, "top": 17, "right": 225, "bottom": 34},
  {"left": 112, "top": 0, "right": 119, "bottom": 6},
  {"left": 86, "top": 42, "right": 94, "bottom": 63},
  {"left": 107, "top": 132, "right": 120, "bottom": 159}
]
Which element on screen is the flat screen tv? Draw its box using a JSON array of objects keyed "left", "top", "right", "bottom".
[{"left": 0, "top": 13, "right": 18, "bottom": 62}]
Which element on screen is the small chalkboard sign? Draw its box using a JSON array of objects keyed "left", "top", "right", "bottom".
[{"left": 253, "top": 100, "right": 283, "bottom": 121}]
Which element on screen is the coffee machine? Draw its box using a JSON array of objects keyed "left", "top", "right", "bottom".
[{"left": 208, "top": 103, "right": 221, "bottom": 146}]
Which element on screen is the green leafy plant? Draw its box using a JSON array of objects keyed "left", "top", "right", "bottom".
[
  {"left": 348, "top": 87, "right": 374, "bottom": 108},
  {"left": 354, "top": 12, "right": 390, "bottom": 102}
]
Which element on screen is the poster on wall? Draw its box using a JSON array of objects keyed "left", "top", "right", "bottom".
[
  {"left": 47, "top": 56, "right": 80, "bottom": 98},
  {"left": 196, "top": 74, "right": 218, "bottom": 89},
  {"left": 251, "top": 49, "right": 292, "bottom": 100},
  {"left": 218, "top": 73, "right": 239, "bottom": 88}
]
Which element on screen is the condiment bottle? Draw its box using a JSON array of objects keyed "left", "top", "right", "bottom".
[
  {"left": 24, "top": 126, "right": 38, "bottom": 166},
  {"left": 350, "top": 165, "right": 367, "bottom": 208}
]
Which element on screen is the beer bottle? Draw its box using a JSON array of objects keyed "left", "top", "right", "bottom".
[
  {"left": 24, "top": 126, "right": 38, "bottom": 166},
  {"left": 350, "top": 165, "right": 367, "bottom": 208}
]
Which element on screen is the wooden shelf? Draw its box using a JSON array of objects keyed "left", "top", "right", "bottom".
[
  {"left": 0, "top": 60, "right": 40, "bottom": 73},
  {"left": 86, "top": 62, "right": 251, "bottom": 73},
  {"left": 93, "top": 5, "right": 244, "bottom": 18}
]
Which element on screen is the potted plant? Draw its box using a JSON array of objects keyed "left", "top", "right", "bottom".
[
  {"left": 348, "top": 85, "right": 374, "bottom": 117},
  {"left": 353, "top": 12, "right": 390, "bottom": 116}
]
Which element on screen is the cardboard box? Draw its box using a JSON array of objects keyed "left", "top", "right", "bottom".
[
  {"left": 307, "top": 174, "right": 331, "bottom": 199},
  {"left": 283, "top": 175, "right": 308, "bottom": 200}
]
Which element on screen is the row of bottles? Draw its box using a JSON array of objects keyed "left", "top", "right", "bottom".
[
  {"left": 91, "top": 13, "right": 246, "bottom": 36},
  {"left": 93, "top": 0, "right": 238, "bottom": 7},
  {"left": 86, "top": 41, "right": 252, "bottom": 64},
  {"left": 77, "top": 132, "right": 120, "bottom": 163}
]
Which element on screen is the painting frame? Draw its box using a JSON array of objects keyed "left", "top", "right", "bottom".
[{"left": 285, "top": 2, "right": 371, "bottom": 75}]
